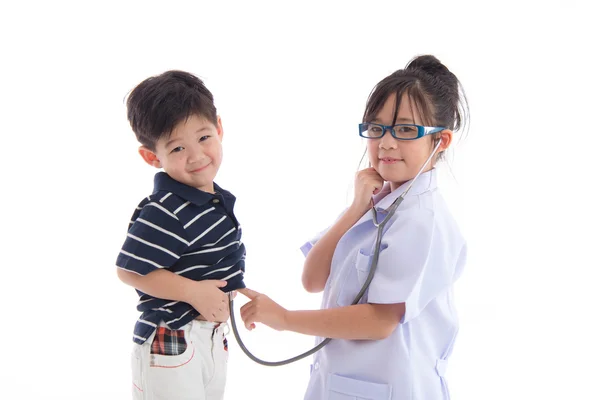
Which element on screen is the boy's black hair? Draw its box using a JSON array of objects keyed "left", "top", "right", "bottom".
[{"left": 126, "top": 70, "right": 218, "bottom": 151}]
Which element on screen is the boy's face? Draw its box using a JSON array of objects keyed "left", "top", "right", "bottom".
[{"left": 140, "top": 114, "right": 224, "bottom": 193}]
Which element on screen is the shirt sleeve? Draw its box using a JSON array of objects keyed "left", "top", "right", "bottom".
[
  {"left": 300, "top": 227, "right": 328, "bottom": 258},
  {"left": 116, "top": 203, "right": 189, "bottom": 276},
  {"left": 366, "top": 209, "right": 465, "bottom": 323},
  {"left": 225, "top": 258, "right": 246, "bottom": 291},
  {"left": 300, "top": 208, "right": 349, "bottom": 257}
]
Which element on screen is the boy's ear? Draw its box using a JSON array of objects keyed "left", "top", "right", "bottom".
[
  {"left": 216, "top": 115, "right": 224, "bottom": 140},
  {"left": 139, "top": 146, "right": 162, "bottom": 168}
]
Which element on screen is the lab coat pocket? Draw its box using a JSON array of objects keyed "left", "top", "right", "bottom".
[
  {"left": 336, "top": 248, "right": 385, "bottom": 307},
  {"left": 355, "top": 248, "right": 373, "bottom": 278},
  {"left": 327, "top": 373, "right": 392, "bottom": 400}
]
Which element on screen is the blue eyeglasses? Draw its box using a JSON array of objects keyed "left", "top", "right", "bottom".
[{"left": 358, "top": 123, "right": 445, "bottom": 140}]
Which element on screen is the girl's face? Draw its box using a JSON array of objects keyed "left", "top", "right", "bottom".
[{"left": 366, "top": 93, "right": 451, "bottom": 191}]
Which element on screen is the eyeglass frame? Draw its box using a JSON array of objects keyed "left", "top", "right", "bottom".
[{"left": 358, "top": 122, "right": 446, "bottom": 140}]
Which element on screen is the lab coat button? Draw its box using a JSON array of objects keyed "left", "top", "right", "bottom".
[{"left": 314, "top": 361, "right": 320, "bottom": 370}]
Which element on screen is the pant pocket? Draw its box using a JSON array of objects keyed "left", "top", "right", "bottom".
[
  {"left": 131, "top": 345, "right": 144, "bottom": 399},
  {"left": 145, "top": 325, "right": 201, "bottom": 399},
  {"left": 151, "top": 327, "right": 189, "bottom": 357},
  {"left": 149, "top": 326, "right": 195, "bottom": 368},
  {"left": 327, "top": 373, "right": 391, "bottom": 400}
]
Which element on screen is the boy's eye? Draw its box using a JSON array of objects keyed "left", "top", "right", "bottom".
[
  {"left": 199, "top": 135, "right": 210, "bottom": 142},
  {"left": 171, "top": 146, "right": 184, "bottom": 153}
]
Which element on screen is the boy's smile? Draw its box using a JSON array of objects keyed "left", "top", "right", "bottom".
[{"left": 140, "top": 114, "right": 224, "bottom": 193}]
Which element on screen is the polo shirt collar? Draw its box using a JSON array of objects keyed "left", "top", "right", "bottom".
[{"left": 153, "top": 172, "right": 231, "bottom": 207}]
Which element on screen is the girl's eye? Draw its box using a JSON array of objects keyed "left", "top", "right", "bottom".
[
  {"left": 171, "top": 146, "right": 184, "bottom": 153},
  {"left": 394, "top": 125, "right": 419, "bottom": 138},
  {"left": 368, "top": 126, "right": 383, "bottom": 135},
  {"left": 199, "top": 135, "right": 210, "bottom": 142}
]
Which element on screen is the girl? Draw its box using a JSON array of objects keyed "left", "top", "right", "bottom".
[{"left": 239, "top": 55, "right": 468, "bottom": 400}]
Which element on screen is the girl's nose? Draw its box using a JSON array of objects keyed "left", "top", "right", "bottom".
[{"left": 379, "top": 129, "right": 398, "bottom": 149}]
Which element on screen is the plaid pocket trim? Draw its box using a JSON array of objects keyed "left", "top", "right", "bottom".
[{"left": 150, "top": 327, "right": 188, "bottom": 356}]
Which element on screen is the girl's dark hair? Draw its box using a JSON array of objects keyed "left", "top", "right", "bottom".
[
  {"left": 126, "top": 70, "right": 218, "bottom": 151},
  {"left": 362, "top": 55, "right": 469, "bottom": 151}
]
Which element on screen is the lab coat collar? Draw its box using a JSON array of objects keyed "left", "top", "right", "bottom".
[
  {"left": 374, "top": 169, "right": 437, "bottom": 212},
  {"left": 353, "top": 169, "right": 437, "bottom": 227}
]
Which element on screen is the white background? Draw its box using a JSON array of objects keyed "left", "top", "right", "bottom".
[{"left": 1, "top": 0, "right": 599, "bottom": 399}]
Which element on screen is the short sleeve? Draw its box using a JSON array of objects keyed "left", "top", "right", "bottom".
[
  {"left": 300, "top": 208, "right": 349, "bottom": 258},
  {"left": 116, "top": 203, "right": 189, "bottom": 275},
  {"left": 367, "top": 210, "right": 462, "bottom": 323},
  {"left": 300, "top": 227, "right": 328, "bottom": 258}
]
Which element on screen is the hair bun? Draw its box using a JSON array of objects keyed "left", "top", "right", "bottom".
[
  {"left": 406, "top": 55, "right": 449, "bottom": 77},
  {"left": 406, "top": 54, "right": 458, "bottom": 95}
]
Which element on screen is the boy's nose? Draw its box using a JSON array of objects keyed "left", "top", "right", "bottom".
[{"left": 187, "top": 147, "right": 205, "bottom": 163}]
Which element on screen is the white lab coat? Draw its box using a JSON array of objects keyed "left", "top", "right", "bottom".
[{"left": 301, "top": 170, "right": 467, "bottom": 400}]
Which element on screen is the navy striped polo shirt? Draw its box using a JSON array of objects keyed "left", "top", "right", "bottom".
[{"left": 116, "top": 172, "right": 246, "bottom": 344}]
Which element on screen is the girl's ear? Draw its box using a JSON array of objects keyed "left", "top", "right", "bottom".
[
  {"left": 139, "top": 146, "right": 162, "bottom": 168},
  {"left": 438, "top": 129, "right": 453, "bottom": 151}
]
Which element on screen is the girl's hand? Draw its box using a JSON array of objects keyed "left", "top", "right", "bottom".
[
  {"left": 351, "top": 167, "right": 384, "bottom": 214},
  {"left": 238, "top": 288, "right": 288, "bottom": 331}
]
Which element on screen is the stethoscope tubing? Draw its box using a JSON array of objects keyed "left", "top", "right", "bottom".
[{"left": 228, "top": 140, "right": 443, "bottom": 366}]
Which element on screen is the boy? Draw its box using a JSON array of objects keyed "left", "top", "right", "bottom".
[{"left": 116, "top": 70, "right": 246, "bottom": 400}]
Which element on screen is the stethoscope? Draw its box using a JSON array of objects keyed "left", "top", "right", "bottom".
[{"left": 228, "top": 139, "right": 443, "bottom": 366}]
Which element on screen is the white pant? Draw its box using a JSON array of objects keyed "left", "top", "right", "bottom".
[{"left": 131, "top": 320, "right": 229, "bottom": 400}]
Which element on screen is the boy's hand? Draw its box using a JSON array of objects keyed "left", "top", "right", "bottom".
[
  {"left": 238, "top": 288, "right": 287, "bottom": 331},
  {"left": 187, "top": 280, "right": 229, "bottom": 322}
]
